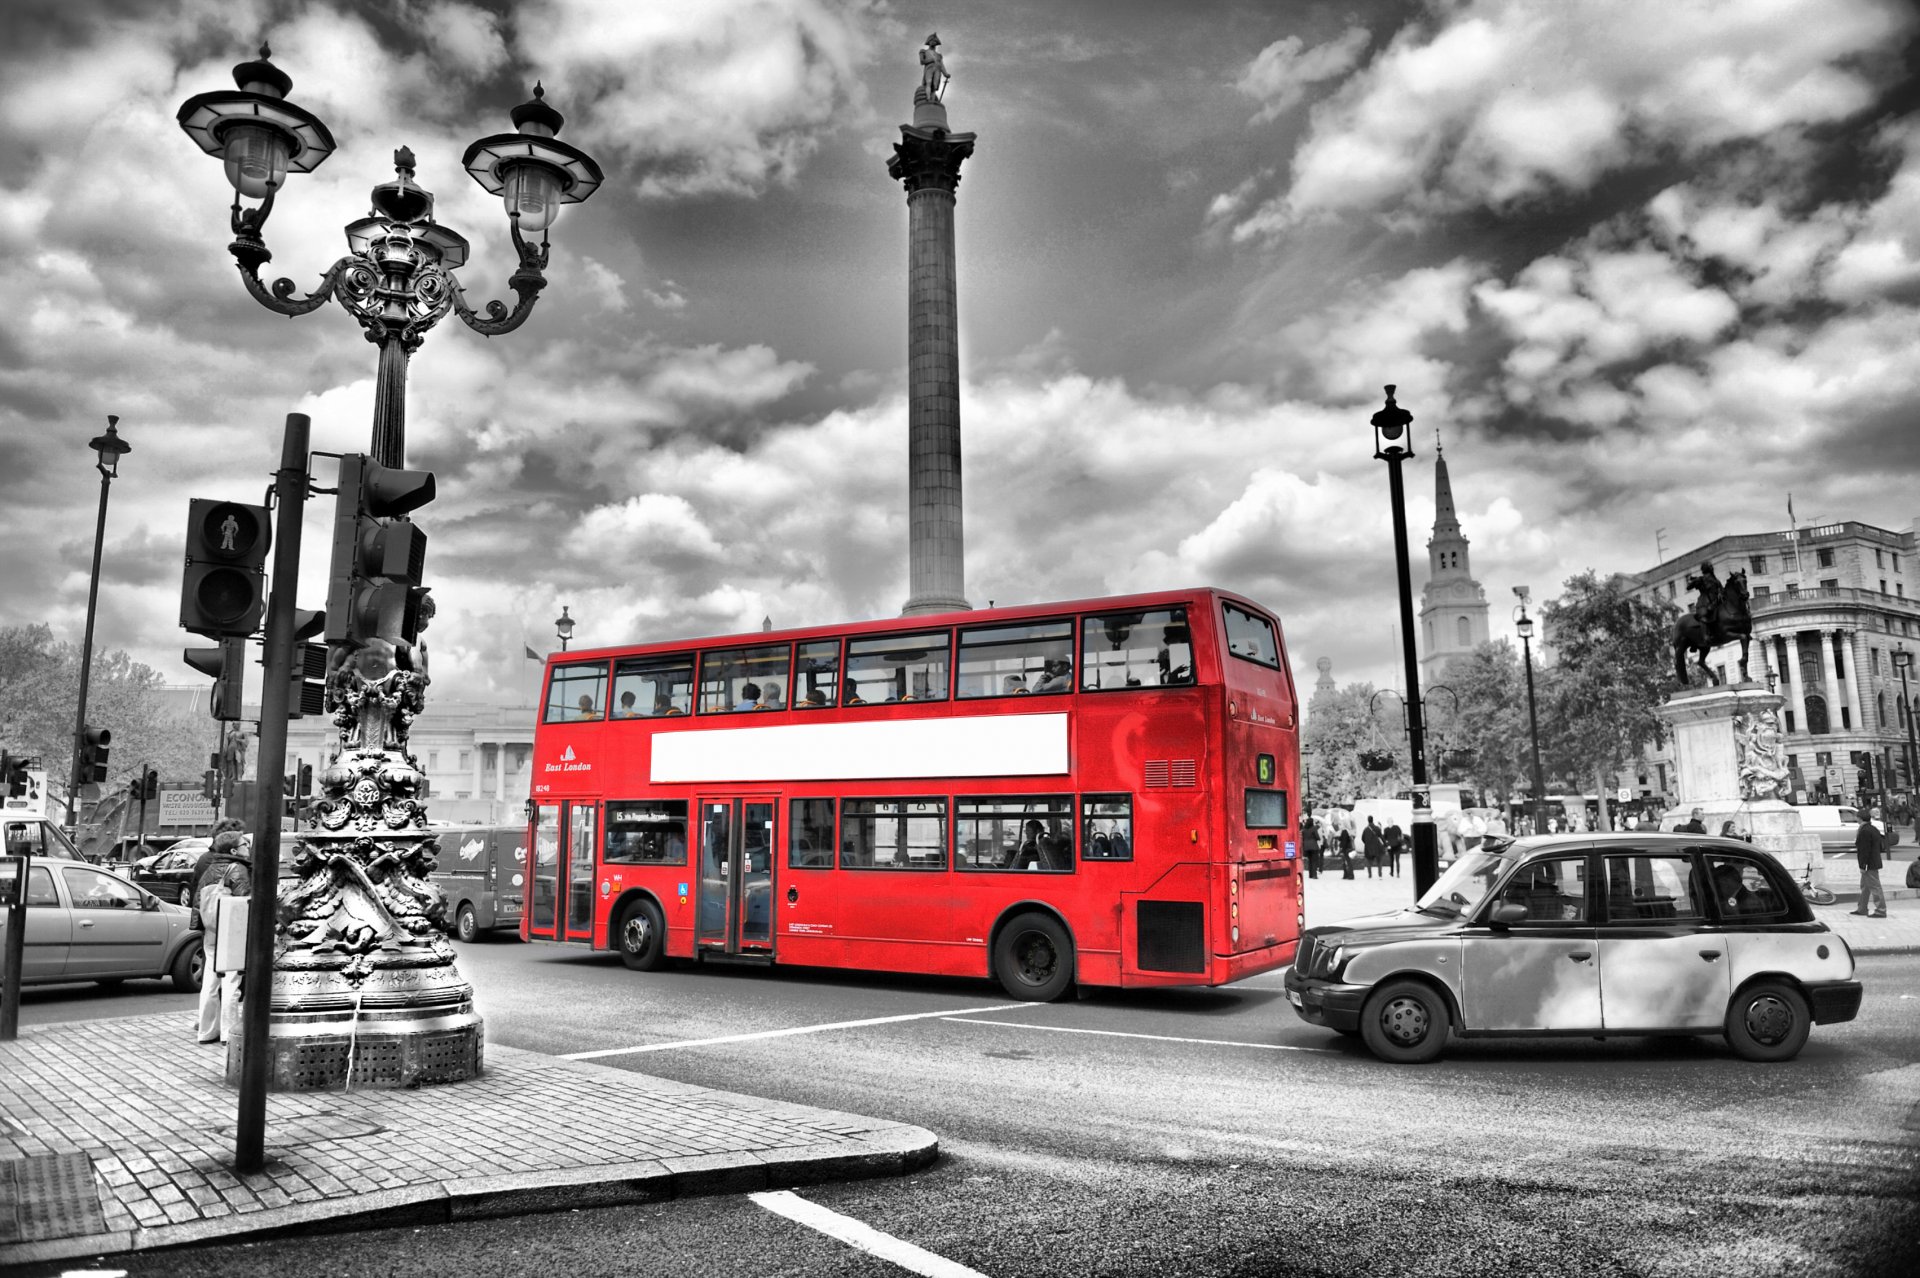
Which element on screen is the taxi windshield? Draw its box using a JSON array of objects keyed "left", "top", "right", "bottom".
[{"left": 1416, "top": 850, "right": 1512, "bottom": 918}]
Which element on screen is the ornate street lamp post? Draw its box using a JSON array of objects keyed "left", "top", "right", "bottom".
[
  {"left": 1370, "top": 387, "right": 1437, "bottom": 894},
  {"left": 555, "top": 605, "right": 575, "bottom": 652},
  {"left": 176, "top": 48, "right": 602, "bottom": 1136},
  {"left": 178, "top": 45, "right": 603, "bottom": 469},
  {"left": 1514, "top": 588, "right": 1549, "bottom": 836},
  {"left": 66, "top": 417, "right": 132, "bottom": 840}
]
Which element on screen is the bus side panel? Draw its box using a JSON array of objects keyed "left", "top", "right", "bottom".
[{"left": 1118, "top": 861, "right": 1213, "bottom": 988}]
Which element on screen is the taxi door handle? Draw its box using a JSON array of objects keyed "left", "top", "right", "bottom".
[
  {"left": 1699, "top": 950, "right": 1723, "bottom": 961},
  {"left": 1567, "top": 951, "right": 1591, "bottom": 962},
  {"left": 78, "top": 920, "right": 96, "bottom": 928}
]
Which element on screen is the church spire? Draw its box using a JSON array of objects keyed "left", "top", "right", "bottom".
[{"left": 1432, "top": 436, "right": 1461, "bottom": 544}]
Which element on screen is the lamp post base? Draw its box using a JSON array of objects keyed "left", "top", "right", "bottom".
[{"left": 226, "top": 964, "right": 482, "bottom": 1091}]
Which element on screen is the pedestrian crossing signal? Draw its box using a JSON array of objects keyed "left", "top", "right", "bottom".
[{"left": 181, "top": 498, "right": 270, "bottom": 638}]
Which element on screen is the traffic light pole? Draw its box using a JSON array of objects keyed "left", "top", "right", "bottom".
[
  {"left": 236, "top": 411, "right": 310, "bottom": 1173},
  {"left": 66, "top": 457, "right": 118, "bottom": 841}
]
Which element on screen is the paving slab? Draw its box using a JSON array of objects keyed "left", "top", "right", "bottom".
[{"left": 0, "top": 1012, "right": 937, "bottom": 1265}]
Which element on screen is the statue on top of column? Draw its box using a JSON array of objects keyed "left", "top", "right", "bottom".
[{"left": 918, "top": 33, "right": 950, "bottom": 104}]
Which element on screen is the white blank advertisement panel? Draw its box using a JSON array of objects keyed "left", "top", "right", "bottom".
[{"left": 650, "top": 713, "right": 1070, "bottom": 783}]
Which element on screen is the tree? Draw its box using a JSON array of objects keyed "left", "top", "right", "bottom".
[
  {"left": 1539, "top": 572, "right": 1681, "bottom": 830},
  {"left": 1305, "top": 680, "right": 1411, "bottom": 807},
  {"left": 1438, "top": 641, "right": 1533, "bottom": 808},
  {"left": 0, "top": 625, "right": 217, "bottom": 822}
]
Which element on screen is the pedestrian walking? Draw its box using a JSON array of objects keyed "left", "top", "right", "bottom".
[
  {"left": 1361, "top": 818, "right": 1384, "bottom": 878},
  {"left": 1338, "top": 827, "right": 1355, "bottom": 879},
  {"left": 1302, "top": 816, "right": 1323, "bottom": 878},
  {"left": 192, "top": 821, "right": 252, "bottom": 1043},
  {"left": 1384, "top": 822, "right": 1405, "bottom": 877},
  {"left": 1851, "top": 804, "right": 1891, "bottom": 918}
]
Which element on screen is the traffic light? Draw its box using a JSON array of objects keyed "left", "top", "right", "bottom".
[
  {"left": 1, "top": 752, "right": 25, "bottom": 798},
  {"left": 290, "top": 641, "right": 327, "bottom": 718},
  {"left": 297, "top": 763, "right": 313, "bottom": 797},
  {"left": 325, "top": 454, "right": 435, "bottom": 646},
  {"left": 180, "top": 498, "right": 271, "bottom": 638},
  {"left": 141, "top": 768, "right": 159, "bottom": 801},
  {"left": 182, "top": 636, "right": 246, "bottom": 721},
  {"left": 78, "top": 727, "right": 111, "bottom": 785},
  {"left": 202, "top": 769, "right": 218, "bottom": 802}
]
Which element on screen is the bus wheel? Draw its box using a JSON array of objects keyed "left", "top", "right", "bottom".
[
  {"left": 455, "top": 904, "right": 480, "bottom": 944},
  {"left": 618, "top": 899, "right": 666, "bottom": 972},
  {"left": 993, "top": 913, "right": 1073, "bottom": 1002}
]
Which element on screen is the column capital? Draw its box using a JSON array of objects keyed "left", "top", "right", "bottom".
[{"left": 889, "top": 124, "right": 977, "bottom": 195}]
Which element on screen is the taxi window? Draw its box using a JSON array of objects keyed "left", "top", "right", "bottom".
[
  {"left": 1601, "top": 853, "right": 1704, "bottom": 923},
  {"left": 0, "top": 863, "right": 59, "bottom": 907},
  {"left": 60, "top": 866, "right": 143, "bottom": 910},
  {"left": 1492, "top": 855, "right": 1590, "bottom": 922}
]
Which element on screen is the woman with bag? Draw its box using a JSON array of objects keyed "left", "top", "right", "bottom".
[{"left": 194, "top": 823, "right": 252, "bottom": 1044}]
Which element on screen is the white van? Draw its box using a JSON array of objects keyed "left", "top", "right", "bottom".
[
  {"left": 1347, "top": 799, "right": 1414, "bottom": 834},
  {"left": 1793, "top": 805, "right": 1861, "bottom": 852}
]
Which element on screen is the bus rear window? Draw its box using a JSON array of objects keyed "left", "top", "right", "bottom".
[
  {"left": 544, "top": 663, "right": 608, "bottom": 723},
  {"left": 1245, "top": 789, "right": 1289, "bottom": 829},
  {"left": 1223, "top": 603, "right": 1280, "bottom": 669},
  {"left": 1081, "top": 608, "right": 1192, "bottom": 691}
]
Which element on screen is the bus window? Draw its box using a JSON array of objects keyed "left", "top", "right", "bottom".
[
  {"left": 1081, "top": 608, "right": 1192, "bottom": 691},
  {"left": 955, "top": 620, "right": 1073, "bottom": 699},
  {"left": 604, "top": 800, "right": 689, "bottom": 865},
  {"left": 1222, "top": 602, "right": 1280, "bottom": 668},
  {"left": 1082, "top": 795, "right": 1133, "bottom": 860},
  {"left": 795, "top": 639, "right": 840, "bottom": 708},
  {"left": 1245, "top": 789, "right": 1289, "bottom": 829},
  {"left": 699, "top": 644, "right": 792, "bottom": 714},
  {"left": 789, "top": 798, "right": 834, "bottom": 867},
  {"left": 844, "top": 632, "right": 949, "bottom": 705},
  {"left": 956, "top": 796, "right": 1073, "bottom": 872},
  {"left": 544, "top": 663, "right": 608, "bottom": 723},
  {"left": 613, "top": 653, "right": 693, "bottom": 718},
  {"left": 840, "top": 799, "right": 946, "bottom": 869}
]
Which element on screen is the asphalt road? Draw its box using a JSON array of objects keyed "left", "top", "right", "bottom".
[{"left": 15, "top": 936, "right": 1918, "bottom": 1278}]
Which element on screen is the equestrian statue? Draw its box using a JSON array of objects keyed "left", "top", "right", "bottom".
[{"left": 1673, "top": 562, "right": 1752, "bottom": 687}]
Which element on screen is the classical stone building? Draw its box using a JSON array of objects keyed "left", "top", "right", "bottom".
[
  {"left": 1633, "top": 519, "right": 1920, "bottom": 805},
  {"left": 1418, "top": 445, "right": 1490, "bottom": 682},
  {"left": 283, "top": 699, "right": 535, "bottom": 826}
]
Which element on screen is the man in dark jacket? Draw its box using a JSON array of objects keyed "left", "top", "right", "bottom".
[
  {"left": 193, "top": 820, "right": 251, "bottom": 1043},
  {"left": 1675, "top": 807, "right": 1707, "bottom": 834},
  {"left": 1361, "top": 818, "right": 1385, "bottom": 879},
  {"left": 1301, "top": 817, "right": 1322, "bottom": 878},
  {"left": 1383, "top": 822, "right": 1404, "bottom": 877},
  {"left": 1852, "top": 805, "right": 1890, "bottom": 918}
]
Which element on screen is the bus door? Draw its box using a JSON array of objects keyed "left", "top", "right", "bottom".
[
  {"left": 696, "top": 796, "right": 776, "bottom": 956},
  {"left": 528, "top": 800, "right": 598, "bottom": 943}
]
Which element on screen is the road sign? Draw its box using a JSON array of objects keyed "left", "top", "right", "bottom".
[{"left": 157, "top": 788, "right": 216, "bottom": 826}]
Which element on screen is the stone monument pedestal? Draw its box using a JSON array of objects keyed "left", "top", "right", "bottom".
[{"left": 1655, "top": 683, "right": 1822, "bottom": 883}]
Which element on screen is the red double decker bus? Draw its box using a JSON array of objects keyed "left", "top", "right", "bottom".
[{"left": 523, "top": 587, "right": 1302, "bottom": 999}]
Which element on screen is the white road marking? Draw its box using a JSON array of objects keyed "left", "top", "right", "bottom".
[
  {"left": 751, "top": 1190, "right": 989, "bottom": 1278},
  {"left": 561, "top": 1002, "right": 1032, "bottom": 1059},
  {"left": 941, "top": 1016, "right": 1331, "bottom": 1053}
]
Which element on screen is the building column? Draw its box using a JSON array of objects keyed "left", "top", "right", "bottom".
[
  {"left": 889, "top": 99, "right": 976, "bottom": 617},
  {"left": 1845, "top": 629, "right": 1868, "bottom": 732},
  {"left": 495, "top": 746, "right": 506, "bottom": 803},
  {"left": 470, "top": 739, "right": 482, "bottom": 798},
  {"left": 1788, "top": 631, "right": 1809, "bottom": 730},
  {"left": 1822, "top": 630, "right": 1846, "bottom": 736}
]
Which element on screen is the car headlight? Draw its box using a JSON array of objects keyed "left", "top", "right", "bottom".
[{"left": 1317, "top": 945, "right": 1349, "bottom": 979}]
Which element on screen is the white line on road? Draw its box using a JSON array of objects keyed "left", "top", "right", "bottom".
[
  {"left": 751, "top": 1190, "right": 990, "bottom": 1278},
  {"left": 941, "top": 1017, "right": 1332, "bottom": 1052},
  {"left": 561, "top": 1002, "right": 1032, "bottom": 1059}
]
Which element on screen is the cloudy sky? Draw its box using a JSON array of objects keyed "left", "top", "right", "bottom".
[{"left": 3, "top": 0, "right": 1917, "bottom": 710}]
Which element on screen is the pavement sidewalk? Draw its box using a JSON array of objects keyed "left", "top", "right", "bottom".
[
  {"left": 0, "top": 1013, "right": 936, "bottom": 1266},
  {"left": 1302, "top": 852, "right": 1920, "bottom": 953}
]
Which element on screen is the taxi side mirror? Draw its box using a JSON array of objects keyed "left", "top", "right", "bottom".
[{"left": 1489, "top": 901, "right": 1528, "bottom": 927}]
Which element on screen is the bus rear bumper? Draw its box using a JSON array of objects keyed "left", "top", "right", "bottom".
[{"left": 1213, "top": 938, "right": 1297, "bottom": 984}]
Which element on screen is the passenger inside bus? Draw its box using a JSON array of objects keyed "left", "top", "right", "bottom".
[
  {"left": 1033, "top": 659, "right": 1071, "bottom": 694},
  {"left": 758, "top": 684, "right": 784, "bottom": 710},
  {"left": 844, "top": 683, "right": 866, "bottom": 706},
  {"left": 576, "top": 694, "right": 598, "bottom": 720},
  {"left": 614, "top": 691, "right": 640, "bottom": 718},
  {"left": 734, "top": 682, "right": 762, "bottom": 711},
  {"left": 1004, "top": 675, "right": 1029, "bottom": 694}
]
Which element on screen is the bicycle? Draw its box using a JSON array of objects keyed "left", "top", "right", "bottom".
[{"left": 1792, "top": 863, "right": 1838, "bottom": 906}]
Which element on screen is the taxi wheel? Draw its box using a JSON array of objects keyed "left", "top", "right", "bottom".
[
  {"left": 993, "top": 913, "right": 1074, "bottom": 1002},
  {"left": 172, "top": 940, "right": 205, "bottom": 994},
  {"left": 1725, "top": 980, "right": 1810, "bottom": 1062},
  {"left": 618, "top": 899, "right": 666, "bottom": 972},
  {"left": 1360, "top": 979, "right": 1450, "bottom": 1064}
]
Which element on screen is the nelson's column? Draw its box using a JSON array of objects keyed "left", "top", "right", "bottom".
[{"left": 889, "top": 33, "right": 976, "bottom": 615}]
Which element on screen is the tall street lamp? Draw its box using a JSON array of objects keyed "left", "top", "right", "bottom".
[
  {"left": 178, "top": 45, "right": 603, "bottom": 468},
  {"left": 555, "top": 605, "right": 575, "bottom": 652},
  {"left": 65, "top": 417, "right": 131, "bottom": 839},
  {"left": 177, "top": 45, "right": 603, "bottom": 1165},
  {"left": 1894, "top": 646, "right": 1917, "bottom": 801},
  {"left": 1514, "top": 587, "right": 1549, "bottom": 836},
  {"left": 1370, "top": 386, "right": 1436, "bottom": 894}
]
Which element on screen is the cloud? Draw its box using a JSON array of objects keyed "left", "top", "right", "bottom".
[
  {"left": 1237, "top": 26, "right": 1372, "bottom": 125},
  {"left": 1235, "top": 0, "right": 1915, "bottom": 236},
  {"left": 515, "top": 0, "right": 881, "bottom": 199}
]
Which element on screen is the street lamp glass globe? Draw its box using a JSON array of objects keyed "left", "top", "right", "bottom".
[
  {"left": 1516, "top": 615, "right": 1534, "bottom": 641},
  {"left": 222, "top": 122, "right": 291, "bottom": 198},
  {"left": 503, "top": 163, "right": 562, "bottom": 233}
]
